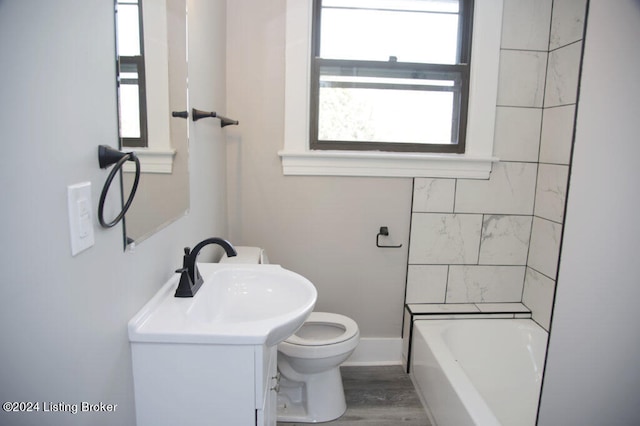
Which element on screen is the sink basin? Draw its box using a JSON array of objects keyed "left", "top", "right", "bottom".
[{"left": 129, "top": 264, "right": 317, "bottom": 346}]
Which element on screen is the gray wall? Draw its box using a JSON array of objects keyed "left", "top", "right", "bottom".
[
  {"left": 538, "top": 0, "right": 640, "bottom": 424},
  {"left": 0, "top": 1, "right": 228, "bottom": 425}
]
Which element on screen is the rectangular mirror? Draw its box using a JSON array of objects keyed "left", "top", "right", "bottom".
[{"left": 115, "top": 0, "right": 190, "bottom": 247}]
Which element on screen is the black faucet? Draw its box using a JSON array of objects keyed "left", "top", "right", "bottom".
[{"left": 174, "top": 237, "right": 238, "bottom": 297}]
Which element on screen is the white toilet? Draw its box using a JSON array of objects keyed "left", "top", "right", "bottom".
[
  {"left": 221, "top": 247, "right": 360, "bottom": 423},
  {"left": 277, "top": 312, "right": 359, "bottom": 423}
]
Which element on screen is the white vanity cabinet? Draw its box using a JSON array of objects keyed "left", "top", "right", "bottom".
[
  {"left": 127, "top": 263, "right": 316, "bottom": 425},
  {"left": 130, "top": 342, "right": 279, "bottom": 426}
]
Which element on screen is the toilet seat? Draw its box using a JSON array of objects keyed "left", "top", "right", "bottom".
[{"left": 284, "top": 312, "right": 358, "bottom": 346}]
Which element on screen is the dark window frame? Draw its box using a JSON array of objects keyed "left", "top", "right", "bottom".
[
  {"left": 116, "top": 0, "right": 149, "bottom": 149},
  {"left": 309, "top": 0, "right": 474, "bottom": 154}
]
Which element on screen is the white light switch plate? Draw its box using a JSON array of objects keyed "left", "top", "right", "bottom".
[{"left": 68, "top": 182, "right": 95, "bottom": 256}]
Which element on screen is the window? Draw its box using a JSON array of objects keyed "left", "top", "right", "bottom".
[
  {"left": 281, "top": 0, "right": 503, "bottom": 178},
  {"left": 115, "top": 0, "right": 178, "bottom": 174},
  {"left": 311, "top": 0, "right": 473, "bottom": 153},
  {"left": 116, "top": 0, "right": 148, "bottom": 148}
]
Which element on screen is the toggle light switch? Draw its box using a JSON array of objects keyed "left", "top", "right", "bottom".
[{"left": 67, "top": 182, "right": 95, "bottom": 256}]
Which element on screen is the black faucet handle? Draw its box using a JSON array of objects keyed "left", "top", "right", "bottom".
[{"left": 174, "top": 247, "right": 192, "bottom": 274}]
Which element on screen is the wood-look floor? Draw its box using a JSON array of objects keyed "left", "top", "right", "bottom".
[{"left": 277, "top": 365, "right": 431, "bottom": 426}]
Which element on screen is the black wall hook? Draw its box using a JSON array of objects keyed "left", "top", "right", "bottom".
[{"left": 376, "top": 226, "right": 403, "bottom": 248}]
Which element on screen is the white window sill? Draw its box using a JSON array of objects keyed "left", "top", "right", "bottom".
[
  {"left": 278, "top": 150, "right": 497, "bottom": 179},
  {"left": 123, "top": 148, "right": 176, "bottom": 174}
]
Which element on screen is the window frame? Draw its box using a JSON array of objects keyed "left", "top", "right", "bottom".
[
  {"left": 280, "top": 0, "right": 503, "bottom": 178},
  {"left": 118, "top": 54, "right": 149, "bottom": 148},
  {"left": 116, "top": 0, "right": 149, "bottom": 149},
  {"left": 309, "top": 0, "right": 474, "bottom": 154},
  {"left": 116, "top": 0, "right": 178, "bottom": 174}
]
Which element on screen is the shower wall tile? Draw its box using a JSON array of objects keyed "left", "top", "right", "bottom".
[
  {"left": 523, "top": 267, "right": 556, "bottom": 330},
  {"left": 493, "top": 107, "right": 541, "bottom": 162},
  {"left": 549, "top": 0, "right": 587, "bottom": 49},
  {"left": 446, "top": 265, "right": 526, "bottom": 303},
  {"left": 455, "top": 162, "right": 537, "bottom": 215},
  {"left": 405, "top": 265, "right": 448, "bottom": 303},
  {"left": 404, "top": 1, "right": 587, "bottom": 309},
  {"left": 528, "top": 217, "right": 562, "bottom": 278},
  {"left": 501, "top": 0, "right": 552, "bottom": 51},
  {"left": 408, "top": 213, "right": 482, "bottom": 264},
  {"left": 540, "top": 104, "right": 576, "bottom": 164},
  {"left": 535, "top": 164, "right": 569, "bottom": 223},
  {"left": 412, "top": 178, "right": 455, "bottom": 213},
  {"left": 544, "top": 41, "right": 582, "bottom": 107},
  {"left": 479, "top": 215, "right": 532, "bottom": 265},
  {"left": 497, "top": 50, "right": 547, "bottom": 107}
]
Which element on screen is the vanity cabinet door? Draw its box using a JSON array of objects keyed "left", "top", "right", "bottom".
[
  {"left": 265, "top": 347, "right": 279, "bottom": 425},
  {"left": 131, "top": 343, "right": 256, "bottom": 426},
  {"left": 256, "top": 346, "right": 278, "bottom": 426}
]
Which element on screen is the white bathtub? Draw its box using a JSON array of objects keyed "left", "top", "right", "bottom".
[{"left": 410, "top": 319, "right": 548, "bottom": 426}]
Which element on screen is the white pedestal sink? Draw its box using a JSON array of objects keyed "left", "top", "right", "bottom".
[{"left": 128, "top": 264, "right": 317, "bottom": 426}]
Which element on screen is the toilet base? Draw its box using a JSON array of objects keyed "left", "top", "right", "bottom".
[{"left": 276, "top": 366, "right": 347, "bottom": 423}]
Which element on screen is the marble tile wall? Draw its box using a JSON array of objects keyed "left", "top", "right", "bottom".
[
  {"left": 406, "top": 0, "right": 587, "bottom": 332},
  {"left": 524, "top": 0, "right": 587, "bottom": 330}
]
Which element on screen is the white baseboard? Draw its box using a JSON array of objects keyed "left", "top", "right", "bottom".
[{"left": 342, "top": 337, "right": 403, "bottom": 366}]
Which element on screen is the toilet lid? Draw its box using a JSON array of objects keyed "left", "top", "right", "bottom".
[{"left": 284, "top": 312, "right": 359, "bottom": 346}]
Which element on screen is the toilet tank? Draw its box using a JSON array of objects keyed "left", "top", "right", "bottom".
[{"left": 220, "top": 246, "right": 269, "bottom": 264}]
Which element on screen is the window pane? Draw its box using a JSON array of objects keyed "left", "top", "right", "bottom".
[
  {"left": 319, "top": 87, "right": 454, "bottom": 144},
  {"left": 119, "top": 83, "right": 141, "bottom": 138},
  {"left": 316, "top": 62, "right": 462, "bottom": 145},
  {"left": 320, "top": 0, "right": 460, "bottom": 64},
  {"left": 116, "top": 3, "right": 141, "bottom": 56}
]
